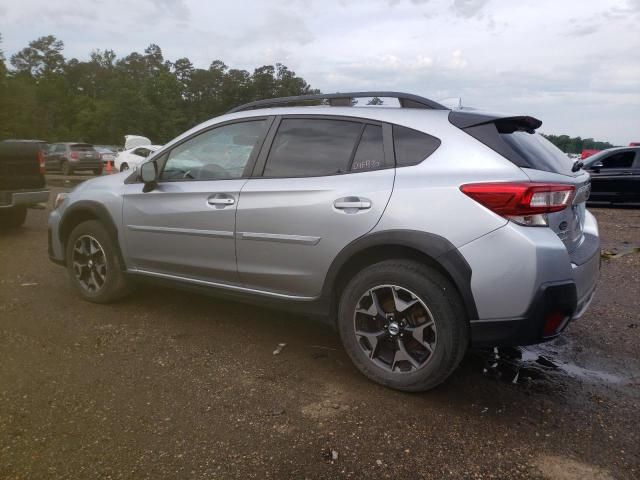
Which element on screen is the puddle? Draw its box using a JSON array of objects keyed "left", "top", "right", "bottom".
[{"left": 474, "top": 342, "right": 630, "bottom": 391}]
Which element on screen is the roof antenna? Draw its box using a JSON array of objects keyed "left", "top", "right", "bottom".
[{"left": 438, "top": 97, "right": 463, "bottom": 110}]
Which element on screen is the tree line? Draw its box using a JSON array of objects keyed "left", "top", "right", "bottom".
[
  {"left": 0, "top": 34, "right": 617, "bottom": 152},
  {"left": 541, "top": 133, "right": 616, "bottom": 154},
  {"left": 0, "top": 35, "right": 318, "bottom": 145}
]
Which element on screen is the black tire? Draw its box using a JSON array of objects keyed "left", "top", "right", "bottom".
[
  {"left": 61, "top": 160, "right": 72, "bottom": 176},
  {"left": 93, "top": 168, "right": 103, "bottom": 176},
  {"left": 65, "top": 220, "right": 131, "bottom": 303},
  {"left": 337, "top": 259, "right": 469, "bottom": 392},
  {"left": 0, "top": 206, "right": 28, "bottom": 228},
  {"left": 120, "top": 163, "right": 129, "bottom": 172}
]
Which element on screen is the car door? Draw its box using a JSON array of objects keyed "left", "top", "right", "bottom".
[
  {"left": 587, "top": 150, "right": 636, "bottom": 203},
  {"left": 235, "top": 116, "right": 395, "bottom": 298},
  {"left": 121, "top": 118, "right": 272, "bottom": 285}
]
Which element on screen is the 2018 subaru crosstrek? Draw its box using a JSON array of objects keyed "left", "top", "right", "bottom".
[{"left": 48, "top": 92, "right": 600, "bottom": 391}]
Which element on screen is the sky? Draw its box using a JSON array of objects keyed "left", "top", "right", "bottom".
[{"left": 1, "top": 0, "right": 639, "bottom": 145}]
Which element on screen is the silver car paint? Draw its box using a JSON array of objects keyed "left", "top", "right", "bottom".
[
  {"left": 235, "top": 169, "right": 394, "bottom": 297},
  {"left": 48, "top": 105, "right": 600, "bottom": 323}
]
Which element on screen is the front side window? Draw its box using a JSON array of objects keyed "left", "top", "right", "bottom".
[
  {"left": 600, "top": 151, "right": 635, "bottom": 169},
  {"left": 161, "top": 120, "right": 267, "bottom": 181},
  {"left": 264, "top": 119, "right": 363, "bottom": 177}
]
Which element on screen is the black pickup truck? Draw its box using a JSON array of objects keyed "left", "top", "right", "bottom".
[{"left": 0, "top": 140, "right": 50, "bottom": 227}]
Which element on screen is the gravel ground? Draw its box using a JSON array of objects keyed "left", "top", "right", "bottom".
[{"left": 0, "top": 178, "right": 638, "bottom": 479}]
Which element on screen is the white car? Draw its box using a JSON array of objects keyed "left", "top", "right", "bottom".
[{"left": 115, "top": 145, "right": 162, "bottom": 171}]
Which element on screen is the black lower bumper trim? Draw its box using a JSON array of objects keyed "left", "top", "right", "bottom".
[{"left": 470, "top": 281, "right": 578, "bottom": 347}]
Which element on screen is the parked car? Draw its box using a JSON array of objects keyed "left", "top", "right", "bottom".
[
  {"left": 46, "top": 143, "right": 103, "bottom": 176},
  {"left": 48, "top": 91, "right": 600, "bottom": 392},
  {"left": 115, "top": 145, "right": 162, "bottom": 172},
  {"left": 0, "top": 140, "right": 49, "bottom": 227},
  {"left": 583, "top": 147, "right": 640, "bottom": 205},
  {"left": 94, "top": 146, "right": 117, "bottom": 165}
]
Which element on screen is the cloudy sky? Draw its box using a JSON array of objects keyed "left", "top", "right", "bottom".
[{"left": 2, "top": 0, "right": 639, "bottom": 144}]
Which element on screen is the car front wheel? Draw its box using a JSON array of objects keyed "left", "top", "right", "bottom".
[
  {"left": 65, "top": 220, "right": 131, "bottom": 303},
  {"left": 337, "top": 259, "right": 469, "bottom": 392}
]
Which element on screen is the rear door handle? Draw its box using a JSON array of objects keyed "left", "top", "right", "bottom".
[
  {"left": 334, "top": 197, "right": 372, "bottom": 210},
  {"left": 207, "top": 194, "right": 235, "bottom": 206}
]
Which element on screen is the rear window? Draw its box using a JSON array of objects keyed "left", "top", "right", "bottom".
[
  {"left": 500, "top": 132, "right": 575, "bottom": 174},
  {"left": 351, "top": 125, "right": 384, "bottom": 171},
  {"left": 70, "top": 144, "right": 95, "bottom": 152},
  {"left": 393, "top": 125, "right": 441, "bottom": 166}
]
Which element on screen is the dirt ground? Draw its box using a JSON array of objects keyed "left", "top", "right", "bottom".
[{"left": 1, "top": 176, "right": 638, "bottom": 479}]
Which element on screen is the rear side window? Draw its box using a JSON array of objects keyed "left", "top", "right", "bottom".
[
  {"left": 393, "top": 125, "right": 441, "bottom": 166},
  {"left": 264, "top": 119, "right": 362, "bottom": 177},
  {"left": 351, "top": 125, "right": 384, "bottom": 171}
]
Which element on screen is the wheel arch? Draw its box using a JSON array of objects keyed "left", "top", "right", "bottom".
[
  {"left": 322, "top": 230, "right": 478, "bottom": 322},
  {"left": 58, "top": 201, "right": 125, "bottom": 269}
]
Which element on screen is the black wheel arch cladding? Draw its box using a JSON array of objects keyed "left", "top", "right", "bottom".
[
  {"left": 58, "top": 201, "right": 125, "bottom": 268},
  {"left": 323, "top": 229, "right": 478, "bottom": 321}
]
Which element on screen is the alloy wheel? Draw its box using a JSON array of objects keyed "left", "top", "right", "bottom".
[
  {"left": 72, "top": 235, "right": 107, "bottom": 292},
  {"left": 353, "top": 285, "right": 437, "bottom": 373}
]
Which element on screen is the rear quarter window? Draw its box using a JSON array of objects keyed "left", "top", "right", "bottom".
[{"left": 393, "top": 125, "right": 441, "bottom": 166}]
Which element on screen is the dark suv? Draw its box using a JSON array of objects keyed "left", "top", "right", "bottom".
[{"left": 46, "top": 143, "right": 103, "bottom": 176}]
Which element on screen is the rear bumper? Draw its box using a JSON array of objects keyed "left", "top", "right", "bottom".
[
  {"left": 0, "top": 189, "right": 49, "bottom": 208},
  {"left": 466, "top": 211, "right": 600, "bottom": 347}
]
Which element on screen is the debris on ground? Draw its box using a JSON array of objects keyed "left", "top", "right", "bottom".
[
  {"left": 272, "top": 343, "right": 287, "bottom": 355},
  {"left": 600, "top": 247, "right": 640, "bottom": 260},
  {"left": 20, "top": 282, "right": 38, "bottom": 287}
]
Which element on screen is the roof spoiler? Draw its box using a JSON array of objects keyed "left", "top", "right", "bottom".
[{"left": 449, "top": 111, "right": 542, "bottom": 133}]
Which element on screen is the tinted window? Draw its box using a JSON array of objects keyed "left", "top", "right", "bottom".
[
  {"left": 161, "top": 120, "right": 267, "bottom": 181},
  {"left": 600, "top": 151, "right": 635, "bottom": 169},
  {"left": 393, "top": 125, "right": 441, "bottom": 166},
  {"left": 351, "top": 125, "right": 384, "bottom": 171},
  {"left": 264, "top": 119, "right": 362, "bottom": 177},
  {"left": 70, "top": 144, "right": 94, "bottom": 152},
  {"left": 500, "top": 132, "right": 574, "bottom": 174}
]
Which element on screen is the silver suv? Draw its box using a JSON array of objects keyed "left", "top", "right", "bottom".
[{"left": 48, "top": 92, "right": 600, "bottom": 391}]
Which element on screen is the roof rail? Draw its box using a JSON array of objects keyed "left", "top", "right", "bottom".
[{"left": 227, "top": 91, "right": 449, "bottom": 114}]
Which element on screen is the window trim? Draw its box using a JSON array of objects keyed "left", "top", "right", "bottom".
[
  {"left": 156, "top": 116, "right": 275, "bottom": 183},
  {"left": 252, "top": 114, "right": 393, "bottom": 179}
]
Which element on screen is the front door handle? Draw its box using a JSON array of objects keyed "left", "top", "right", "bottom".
[
  {"left": 334, "top": 197, "right": 372, "bottom": 211},
  {"left": 207, "top": 194, "right": 235, "bottom": 206}
]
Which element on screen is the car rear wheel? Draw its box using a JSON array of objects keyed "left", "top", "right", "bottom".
[
  {"left": 0, "top": 206, "right": 27, "bottom": 228},
  {"left": 337, "top": 259, "right": 469, "bottom": 392},
  {"left": 120, "top": 163, "right": 129, "bottom": 172},
  {"left": 65, "top": 220, "right": 131, "bottom": 303},
  {"left": 61, "top": 160, "right": 72, "bottom": 176}
]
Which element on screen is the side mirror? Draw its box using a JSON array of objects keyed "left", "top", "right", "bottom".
[
  {"left": 590, "top": 161, "right": 603, "bottom": 173},
  {"left": 140, "top": 161, "right": 158, "bottom": 192}
]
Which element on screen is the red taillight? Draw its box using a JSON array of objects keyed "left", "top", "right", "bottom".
[
  {"left": 460, "top": 182, "right": 575, "bottom": 216},
  {"left": 70, "top": 151, "right": 78, "bottom": 160},
  {"left": 543, "top": 311, "right": 568, "bottom": 337},
  {"left": 37, "top": 150, "right": 46, "bottom": 175}
]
